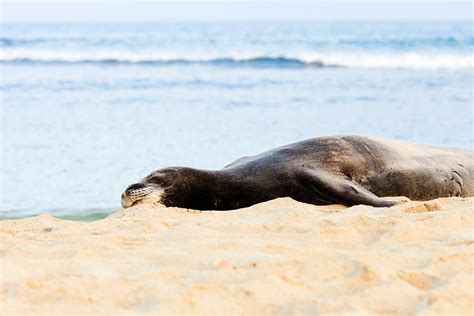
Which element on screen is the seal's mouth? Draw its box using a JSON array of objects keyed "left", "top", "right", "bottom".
[{"left": 121, "top": 186, "right": 157, "bottom": 208}]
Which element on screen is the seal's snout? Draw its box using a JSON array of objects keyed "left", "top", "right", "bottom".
[
  {"left": 125, "top": 183, "right": 145, "bottom": 193},
  {"left": 121, "top": 183, "right": 157, "bottom": 208}
]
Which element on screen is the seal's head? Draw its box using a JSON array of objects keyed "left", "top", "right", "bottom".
[{"left": 121, "top": 168, "right": 178, "bottom": 208}]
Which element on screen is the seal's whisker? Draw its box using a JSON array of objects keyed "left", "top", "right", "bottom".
[{"left": 129, "top": 187, "right": 155, "bottom": 197}]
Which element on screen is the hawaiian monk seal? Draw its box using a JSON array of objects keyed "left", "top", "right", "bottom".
[{"left": 121, "top": 136, "right": 473, "bottom": 210}]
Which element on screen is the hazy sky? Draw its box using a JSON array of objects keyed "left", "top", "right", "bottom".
[{"left": 1, "top": 1, "right": 472, "bottom": 23}]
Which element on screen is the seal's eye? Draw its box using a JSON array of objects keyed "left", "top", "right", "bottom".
[
  {"left": 143, "top": 168, "right": 178, "bottom": 185},
  {"left": 146, "top": 176, "right": 165, "bottom": 185}
]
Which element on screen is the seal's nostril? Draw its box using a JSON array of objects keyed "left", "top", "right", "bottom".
[{"left": 126, "top": 183, "right": 144, "bottom": 193}]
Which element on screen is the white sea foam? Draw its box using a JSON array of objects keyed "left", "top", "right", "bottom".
[
  {"left": 298, "top": 52, "right": 474, "bottom": 69},
  {"left": 0, "top": 50, "right": 472, "bottom": 69}
]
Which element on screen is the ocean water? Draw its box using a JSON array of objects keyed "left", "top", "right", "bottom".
[{"left": 1, "top": 22, "right": 473, "bottom": 219}]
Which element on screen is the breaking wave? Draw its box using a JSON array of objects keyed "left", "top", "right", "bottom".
[{"left": 1, "top": 51, "right": 472, "bottom": 69}]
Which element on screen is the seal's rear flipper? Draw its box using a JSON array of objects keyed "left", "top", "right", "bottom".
[{"left": 299, "top": 168, "right": 397, "bottom": 208}]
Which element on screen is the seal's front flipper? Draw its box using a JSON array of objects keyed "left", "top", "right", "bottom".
[{"left": 299, "top": 168, "right": 397, "bottom": 207}]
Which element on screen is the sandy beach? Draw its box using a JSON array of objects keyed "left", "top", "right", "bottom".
[{"left": 1, "top": 197, "right": 473, "bottom": 315}]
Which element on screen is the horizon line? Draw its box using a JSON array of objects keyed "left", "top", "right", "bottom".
[{"left": 2, "top": 19, "right": 473, "bottom": 24}]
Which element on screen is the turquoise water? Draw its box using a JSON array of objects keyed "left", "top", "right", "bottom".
[{"left": 1, "top": 22, "right": 473, "bottom": 219}]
